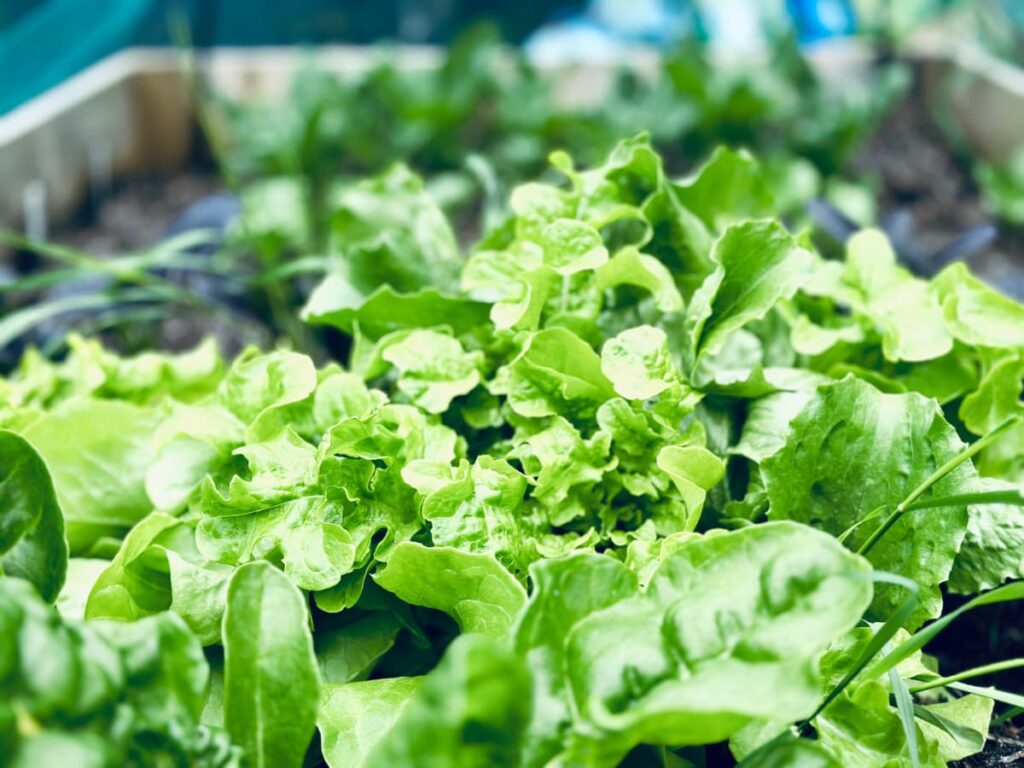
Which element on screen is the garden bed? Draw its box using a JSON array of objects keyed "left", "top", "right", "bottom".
[{"left": 3, "top": 34, "right": 1024, "bottom": 768}]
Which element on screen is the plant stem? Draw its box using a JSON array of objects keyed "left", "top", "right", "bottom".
[
  {"left": 909, "top": 659, "right": 1024, "bottom": 694},
  {"left": 858, "top": 417, "right": 1020, "bottom": 556}
]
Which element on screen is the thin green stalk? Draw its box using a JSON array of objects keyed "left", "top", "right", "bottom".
[
  {"left": 993, "top": 706, "right": 1024, "bottom": 726},
  {"left": 909, "top": 659, "right": 1024, "bottom": 694},
  {"left": 0, "top": 228, "right": 210, "bottom": 311},
  {"left": 864, "top": 581, "right": 1024, "bottom": 683},
  {"left": 799, "top": 571, "right": 919, "bottom": 732},
  {"left": 949, "top": 682, "right": 1024, "bottom": 709},
  {"left": 889, "top": 651, "right": 921, "bottom": 768},
  {"left": 904, "top": 489, "right": 1024, "bottom": 512},
  {"left": 859, "top": 417, "right": 1020, "bottom": 556}
]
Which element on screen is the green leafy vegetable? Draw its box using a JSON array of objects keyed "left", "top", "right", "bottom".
[
  {"left": 0, "top": 431, "right": 66, "bottom": 602},
  {"left": 2, "top": 128, "right": 1022, "bottom": 768},
  {"left": 223, "top": 561, "right": 320, "bottom": 768}
]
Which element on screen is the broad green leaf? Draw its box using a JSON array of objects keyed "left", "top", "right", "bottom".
[
  {"left": 735, "top": 735, "right": 840, "bottom": 767},
  {"left": 0, "top": 430, "right": 66, "bottom": 602},
  {"left": 565, "top": 523, "right": 871, "bottom": 758},
  {"left": 509, "top": 417, "right": 613, "bottom": 528},
  {"left": 843, "top": 229, "right": 952, "bottom": 362},
  {"left": 655, "top": 444, "right": 726, "bottom": 530},
  {"left": 490, "top": 327, "right": 615, "bottom": 418},
  {"left": 81, "top": 335, "right": 224, "bottom": 405},
  {"left": 364, "top": 634, "right": 532, "bottom": 768},
  {"left": 949, "top": 477, "right": 1024, "bottom": 593},
  {"left": 95, "top": 611, "right": 210, "bottom": 731},
  {"left": 86, "top": 512, "right": 231, "bottom": 644},
  {"left": 164, "top": 550, "right": 233, "bottom": 645},
  {"left": 815, "top": 679, "right": 938, "bottom": 768},
  {"left": 510, "top": 182, "right": 574, "bottom": 241},
  {"left": 595, "top": 246, "right": 683, "bottom": 313},
  {"left": 404, "top": 456, "right": 530, "bottom": 573},
  {"left": 762, "top": 377, "right": 974, "bottom": 628},
  {"left": 380, "top": 330, "right": 483, "bottom": 413},
  {"left": 514, "top": 552, "right": 640, "bottom": 766},
  {"left": 462, "top": 246, "right": 558, "bottom": 331},
  {"left": 959, "top": 353, "right": 1024, "bottom": 436},
  {"left": 85, "top": 513, "right": 184, "bottom": 621},
  {"left": 227, "top": 426, "right": 319, "bottom": 506},
  {"left": 315, "top": 612, "right": 402, "bottom": 684},
  {"left": 224, "top": 561, "right": 320, "bottom": 768},
  {"left": 196, "top": 496, "right": 357, "bottom": 592},
  {"left": 537, "top": 219, "right": 609, "bottom": 275},
  {"left": 328, "top": 164, "right": 462, "bottom": 295},
  {"left": 916, "top": 696, "right": 992, "bottom": 763},
  {"left": 280, "top": 521, "right": 356, "bottom": 592},
  {"left": 515, "top": 522, "right": 870, "bottom": 765},
  {"left": 0, "top": 577, "right": 234, "bottom": 766},
  {"left": 600, "top": 326, "right": 679, "bottom": 400},
  {"left": 374, "top": 543, "right": 527, "bottom": 638},
  {"left": 687, "top": 221, "right": 812, "bottom": 367},
  {"left": 22, "top": 399, "right": 159, "bottom": 554},
  {"left": 934, "top": 262, "right": 1024, "bottom": 348},
  {"left": 218, "top": 349, "right": 317, "bottom": 433},
  {"left": 732, "top": 389, "right": 814, "bottom": 462},
  {"left": 319, "top": 677, "right": 423, "bottom": 768},
  {"left": 238, "top": 176, "right": 311, "bottom": 249},
  {"left": 673, "top": 146, "right": 775, "bottom": 232},
  {"left": 304, "top": 282, "right": 489, "bottom": 338},
  {"left": 145, "top": 402, "right": 244, "bottom": 512}
]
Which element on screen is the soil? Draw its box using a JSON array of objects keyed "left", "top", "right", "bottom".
[
  {"left": 57, "top": 172, "right": 223, "bottom": 254},
  {"left": 853, "top": 62, "right": 1024, "bottom": 298},
  {"left": 955, "top": 724, "right": 1024, "bottom": 767}
]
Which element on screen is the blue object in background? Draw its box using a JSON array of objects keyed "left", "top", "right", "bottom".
[
  {"left": 0, "top": 0, "right": 863, "bottom": 115},
  {"left": 787, "top": 0, "right": 857, "bottom": 44}
]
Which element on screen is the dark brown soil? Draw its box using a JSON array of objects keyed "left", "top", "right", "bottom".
[
  {"left": 854, "top": 62, "right": 1024, "bottom": 298},
  {"left": 954, "top": 724, "right": 1024, "bottom": 767},
  {"left": 56, "top": 172, "right": 222, "bottom": 255}
]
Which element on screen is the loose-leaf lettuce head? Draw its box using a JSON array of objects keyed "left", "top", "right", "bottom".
[{"left": 0, "top": 577, "right": 238, "bottom": 767}]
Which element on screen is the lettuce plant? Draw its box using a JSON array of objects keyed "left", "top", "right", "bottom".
[{"left": 2, "top": 137, "right": 1024, "bottom": 767}]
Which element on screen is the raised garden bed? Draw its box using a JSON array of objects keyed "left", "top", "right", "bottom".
[{"left": 2, "top": 34, "right": 1024, "bottom": 768}]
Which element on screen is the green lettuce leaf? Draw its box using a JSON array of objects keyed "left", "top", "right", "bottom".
[
  {"left": 761, "top": 377, "right": 974, "bottom": 628},
  {"left": 0, "top": 430, "right": 66, "bottom": 602},
  {"left": 223, "top": 562, "right": 320, "bottom": 768},
  {"left": 22, "top": 399, "right": 159, "bottom": 554},
  {"left": 374, "top": 542, "right": 527, "bottom": 638}
]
